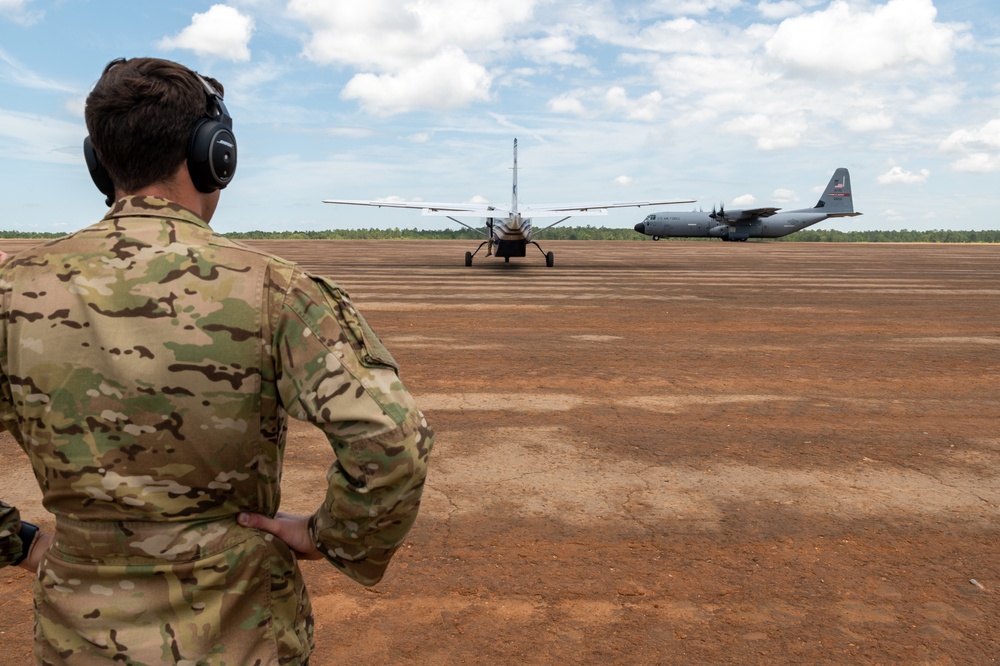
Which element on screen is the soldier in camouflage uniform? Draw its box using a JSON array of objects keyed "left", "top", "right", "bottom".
[{"left": 0, "top": 58, "right": 432, "bottom": 665}]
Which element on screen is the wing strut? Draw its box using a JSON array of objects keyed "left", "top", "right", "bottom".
[
  {"left": 446, "top": 216, "right": 489, "bottom": 237},
  {"left": 534, "top": 216, "right": 572, "bottom": 234}
]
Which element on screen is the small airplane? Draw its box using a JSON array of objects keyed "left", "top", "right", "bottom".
[
  {"left": 324, "top": 139, "right": 694, "bottom": 266},
  {"left": 633, "top": 168, "right": 861, "bottom": 242}
]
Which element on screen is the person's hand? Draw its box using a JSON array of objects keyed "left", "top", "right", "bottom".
[
  {"left": 18, "top": 531, "right": 52, "bottom": 573},
  {"left": 238, "top": 511, "right": 323, "bottom": 560}
]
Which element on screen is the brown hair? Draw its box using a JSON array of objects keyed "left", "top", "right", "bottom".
[{"left": 84, "top": 57, "right": 225, "bottom": 193}]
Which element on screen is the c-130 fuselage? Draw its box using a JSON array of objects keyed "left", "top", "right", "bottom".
[{"left": 634, "top": 168, "right": 861, "bottom": 242}]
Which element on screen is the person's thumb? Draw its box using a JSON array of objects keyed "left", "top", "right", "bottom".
[{"left": 238, "top": 512, "right": 273, "bottom": 531}]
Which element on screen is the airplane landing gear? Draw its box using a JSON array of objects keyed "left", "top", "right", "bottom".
[
  {"left": 529, "top": 241, "right": 554, "bottom": 267},
  {"left": 465, "top": 251, "right": 473, "bottom": 266},
  {"left": 652, "top": 236, "right": 660, "bottom": 241}
]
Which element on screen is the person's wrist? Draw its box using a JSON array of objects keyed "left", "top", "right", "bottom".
[{"left": 12, "top": 521, "right": 38, "bottom": 567}]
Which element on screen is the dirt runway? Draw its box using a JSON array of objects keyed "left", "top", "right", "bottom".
[{"left": 2, "top": 239, "right": 999, "bottom": 664}]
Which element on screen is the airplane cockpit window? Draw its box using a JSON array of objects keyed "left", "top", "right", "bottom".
[{"left": 645, "top": 214, "right": 655, "bottom": 221}]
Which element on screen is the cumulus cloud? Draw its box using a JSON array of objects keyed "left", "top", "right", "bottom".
[
  {"left": 877, "top": 166, "right": 930, "bottom": 184},
  {"left": 771, "top": 188, "right": 798, "bottom": 203},
  {"left": 517, "top": 33, "right": 590, "bottom": 68},
  {"left": 547, "top": 92, "right": 586, "bottom": 116},
  {"left": 288, "top": 0, "right": 533, "bottom": 67},
  {"left": 939, "top": 120, "right": 1000, "bottom": 172},
  {"left": 614, "top": 175, "right": 633, "bottom": 186},
  {"left": 948, "top": 153, "right": 1000, "bottom": 173},
  {"left": 756, "top": 1, "right": 803, "bottom": 20},
  {"left": 158, "top": 5, "right": 254, "bottom": 62},
  {"left": 765, "top": 0, "right": 966, "bottom": 75},
  {"left": 287, "top": 0, "right": 533, "bottom": 114},
  {"left": 732, "top": 194, "right": 757, "bottom": 207},
  {"left": 341, "top": 48, "right": 492, "bottom": 115},
  {"left": 940, "top": 119, "right": 1000, "bottom": 153},
  {"left": 723, "top": 113, "right": 808, "bottom": 150},
  {"left": 604, "top": 87, "right": 662, "bottom": 121}
]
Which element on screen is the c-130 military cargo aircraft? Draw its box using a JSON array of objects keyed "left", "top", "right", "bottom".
[
  {"left": 324, "top": 139, "right": 693, "bottom": 267},
  {"left": 633, "top": 168, "right": 861, "bottom": 242}
]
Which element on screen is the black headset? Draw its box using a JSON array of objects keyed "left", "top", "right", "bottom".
[{"left": 83, "top": 70, "right": 238, "bottom": 207}]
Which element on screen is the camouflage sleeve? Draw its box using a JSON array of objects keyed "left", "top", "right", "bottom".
[
  {"left": 274, "top": 270, "right": 433, "bottom": 586},
  {"left": 0, "top": 500, "right": 25, "bottom": 569}
]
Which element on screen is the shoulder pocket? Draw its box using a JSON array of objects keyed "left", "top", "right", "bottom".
[{"left": 316, "top": 277, "right": 399, "bottom": 373}]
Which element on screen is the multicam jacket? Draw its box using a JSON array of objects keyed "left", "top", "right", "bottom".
[{"left": 0, "top": 196, "right": 433, "bottom": 665}]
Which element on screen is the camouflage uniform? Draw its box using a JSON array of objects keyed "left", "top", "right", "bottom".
[{"left": 0, "top": 196, "right": 433, "bottom": 665}]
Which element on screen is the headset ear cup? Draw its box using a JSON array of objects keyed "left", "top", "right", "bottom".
[
  {"left": 187, "top": 119, "right": 237, "bottom": 193},
  {"left": 83, "top": 136, "right": 116, "bottom": 205}
]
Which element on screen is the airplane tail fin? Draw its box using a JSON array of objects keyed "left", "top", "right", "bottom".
[
  {"left": 813, "top": 168, "right": 860, "bottom": 217},
  {"left": 511, "top": 138, "right": 518, "bottom": 215}
]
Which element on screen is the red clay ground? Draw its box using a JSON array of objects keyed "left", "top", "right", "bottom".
[{"left": 2, "top": 239, "right": 999, "bottom": 665}]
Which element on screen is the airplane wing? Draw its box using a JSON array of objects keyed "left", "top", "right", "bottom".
[
  {"left": 323, "top": 199, "right": 512, "bottom": 217},
  {"left": 522, "top": 199, "right": 696, "bottom": 218},
  {"left": 736, "top": 207, "right": 781, "bottom": 219}
]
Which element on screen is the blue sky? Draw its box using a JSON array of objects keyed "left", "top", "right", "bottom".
[{"left": 1, "top": 0, "right": 997, "bottom": 234}]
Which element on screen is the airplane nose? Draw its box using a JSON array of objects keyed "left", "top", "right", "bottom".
[{"left": 634, "top": 222, "right": 645, "bottom": 234}]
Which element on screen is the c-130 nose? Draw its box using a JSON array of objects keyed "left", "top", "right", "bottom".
[{"left": 634, "top": 222, "right": 645, "bottom": 234}]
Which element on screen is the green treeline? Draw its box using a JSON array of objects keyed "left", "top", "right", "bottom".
[
  {"left": 2, "top": 226, "right": 999, "bottom": 242},
  {"left": 771, "top": 229, "right": 1000, "bottom": 243},
  {"left": 222, "top": 227, "right": 1000, "bottom": 242}
]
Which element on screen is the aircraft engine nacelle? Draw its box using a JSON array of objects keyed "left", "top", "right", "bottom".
[{"left": 708, "top": 225, "right": 730, "bottom": 238}]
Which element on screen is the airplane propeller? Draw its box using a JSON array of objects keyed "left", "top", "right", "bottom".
[{"left": 710, "top": 203, "right": 726, "bottom": 221}]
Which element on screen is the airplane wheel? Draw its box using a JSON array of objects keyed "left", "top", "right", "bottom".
[
  {"left": 505, "top": 256, "right": 510, "bottom": 263},
  {"left": 465, "top": 251, "right": 472, "bottom": 267},
  {"left": 546, "top": 251, "right": 554, "bottom": 267},
  {"left": 652, "top": 236, "right": 660, "bottom": 241}
]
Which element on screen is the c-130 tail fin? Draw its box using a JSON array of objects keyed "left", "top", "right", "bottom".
[{"left": 814, "top": 168, "right": 861, "bottom": 217}]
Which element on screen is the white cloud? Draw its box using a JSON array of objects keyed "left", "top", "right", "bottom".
[
  {"left": 877, "top": 166, "right": 930, "bottom": 184},
  {"left": 756, "top": 1, "right": 803, "bottom": 20},
  {"left": 771, "top": 188, "right": 798, "bottom": 203},
  {"left": 341, "top": 48, "right": 492, "bottom": 115},
  {"left": 846, "top": 112, "right": 894, "bottom": 132},
  {"left": 614, "top": 175, "right": 633, "bottom": 186},
  {"left": 939, "top": 120, "right": 1000, "bottom": 172},
  {"left": 288, "top": 0, "right": 533, "bottom": 70},
  {"left": 949, "top": 153, "right": 1000, "bottom": 173},
  {"left": 940, "top": 119, "right": 1000, "bottom": 152},
  {"left": 0, "top": 0, "right": 42, "bottom": 25},
  {"left": 604, "top": 87, "right": 662, "bottom": 121},
  {"left": 732, "top": 194, "right": 757, "bottom": 207},
  {"left": 517, "top": 33, "right": 590, "bottom": 68},
  {"left": 723, "top": 113, "right": 808, "bottom": 150},
  {"left": 0, "top": 47, "right": 74, "bottom": 92},
  {"left": 158, "top": 5, "right": 255, "bottom": 62},
  {"left": 883, "top": 208, "right": 905, "bottom": 222},
  {"left": 547, "top": 92, "right": 586, "bottom": 116},
  {"left": 546, "top": 86, "right": 662, "bottom": 120},
  {"left": 287, "top": 0, "right": 533, "bottom": 114},
  {"left": 764, "top": 0, "right": 966, "bottom": 76},
  {"left": 909, "top": 90, "right": 961, "bottom": 115},
  {"left": 0, "top": 109, "right": 84, "bottom": 164},
  {"left": 647, "top": 0, "right": 742, "bottom": 16}
]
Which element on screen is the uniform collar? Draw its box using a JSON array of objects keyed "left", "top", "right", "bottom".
[{"left": 104, "top": 196, "right": 212, "bottom": 230}]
